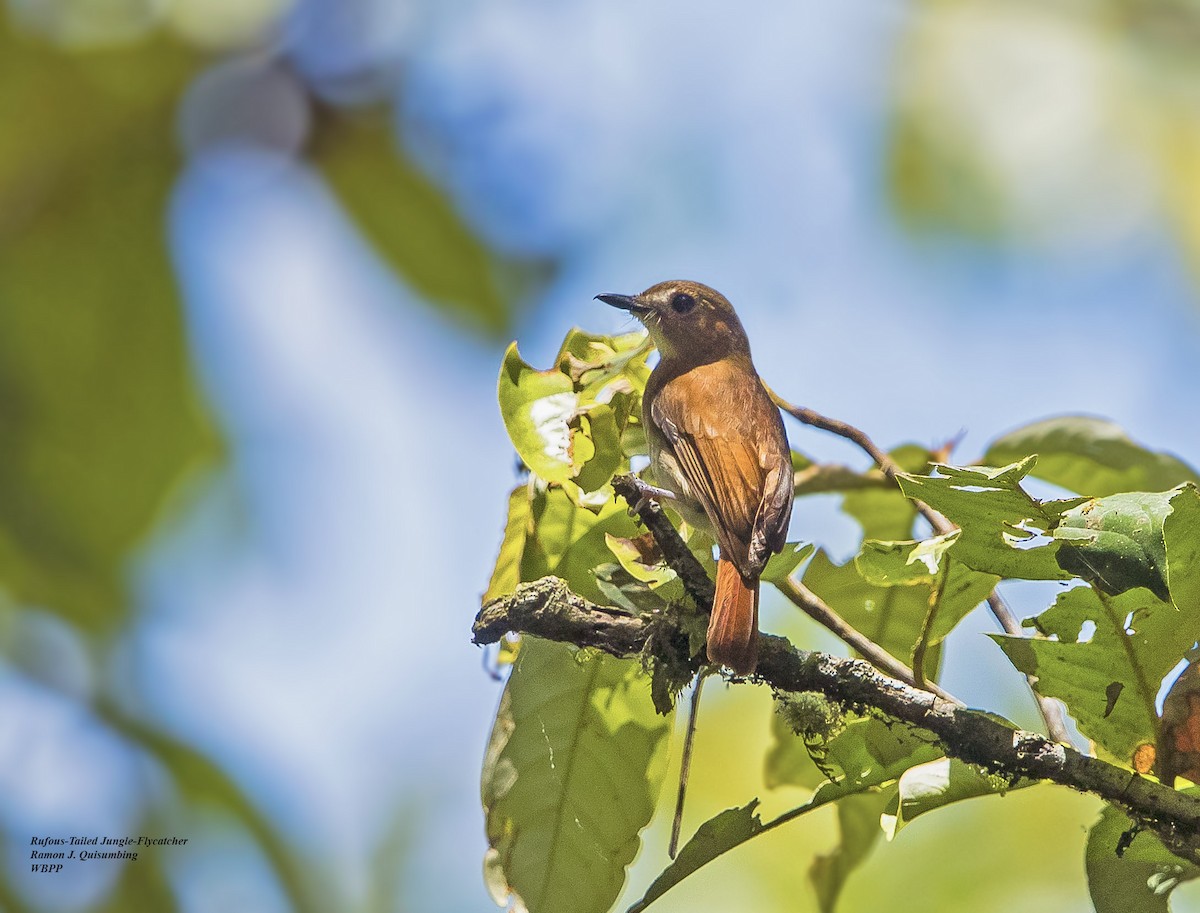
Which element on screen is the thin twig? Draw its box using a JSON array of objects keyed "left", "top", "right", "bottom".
[
  {"left": 769, "top": 391, "right": 1074, "bottom": 746},
  {"left": 473, "top": 578, "right": 1200, "bottom": 856},
  {"left": 669, "top": 675, "right": 705, "bottom": 858},
  {"left": 776, "top": 577, "right": 960, "bottom": 705}
]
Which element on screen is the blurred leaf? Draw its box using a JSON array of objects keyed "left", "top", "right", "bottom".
[
  {"left": 1086, "top": 802, "right": 1200, "bottom": 913},
  {"left": 896, "top": 458, "right": 1086, "bottom": 580},
  {"left": 108, "top": 707, "right": 328, "bottom": 913},
  {"left": 1053, "top": 491, "right": 1173, "bottom": 600},
  {"left": 985, "top": 416, "right": 1200, "bottom": 497},
  {"left": 810, "top": 792, "right": 886, "bottom": 913},
  {"left": 880, "top": 757, "right": 1017, "bottom": 840},
  {"left": 888, "top": 5, "right": 1138, "bottom": 245},
  {"left": 0, "top": 20, "right": 215, "bottom": 629},
  {"left": 993, "top": 585, "right": 1197, "bottom": 764},
  {"left": 837, "top": 445, "right": 933, "bottom": 542},
  {"left": 626, "top": 801, "right": 764, "bottom": 913},
  {"left": 311, "top": 108, "right": 550, "bottom": 336},
  {"left": 483, "top": 638, "right": 671, "bottom": 913},
  {"left": 92, "top": 839, "right": 178, "bottom": 913},
  {"left": 794, "top": 464, "right": 888, "bottom": 497},
  {"left": 484, "top": 483, "right": 533, "bottom": 603}
]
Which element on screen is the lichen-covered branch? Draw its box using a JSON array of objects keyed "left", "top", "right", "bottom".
[
  {"left": 768, "top": 391, "right": 1073, "bottom": 745},
  {"left": 474, "top": 577, "right": 1200, "bottom": 849}
]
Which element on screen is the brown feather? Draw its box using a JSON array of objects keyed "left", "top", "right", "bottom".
[
  {"left": 708, "top": 559, "right": 758, "bottom": 673},
  {"left": 647, "top": 356, "right": 791, "bottom": 577}
]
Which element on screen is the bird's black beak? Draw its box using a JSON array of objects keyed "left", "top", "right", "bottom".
[{"left": 596, "top": 293, "right": 648, "bottom": 313}]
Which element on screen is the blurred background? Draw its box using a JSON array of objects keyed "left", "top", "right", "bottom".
[{"left": 4, "top": 0, "right": 1200, "bottom": 911}]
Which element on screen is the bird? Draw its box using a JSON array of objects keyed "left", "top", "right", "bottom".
[{"left": 597, "top": 280, "right": 793, "bottom": 674}]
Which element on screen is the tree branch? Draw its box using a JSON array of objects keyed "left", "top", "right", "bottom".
[
  {"left": 474, "top": 578, "right": 1200, "bottom": 851},
  {"left": 770, "top": 392, "right": 1074, "bottom": 746},
  {"left": 609, "top": 473, "right": 957, "bottom": 702}
]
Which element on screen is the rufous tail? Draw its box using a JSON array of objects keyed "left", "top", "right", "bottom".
[{"left": 707, "top": 559, "right": 759, "bottom": 674}]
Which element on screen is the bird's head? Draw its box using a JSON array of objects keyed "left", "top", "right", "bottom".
[{"left": 596, "top": 280, "right": 750, "bottom": 363}]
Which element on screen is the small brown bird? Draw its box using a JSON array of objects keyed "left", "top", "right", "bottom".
[{"left": 598, "top": 280, "right": 793, "bottom": 674}]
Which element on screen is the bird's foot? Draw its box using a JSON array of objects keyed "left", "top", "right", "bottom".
[{"left": 625, "top": 478, "right": 677, "bottom": 516}]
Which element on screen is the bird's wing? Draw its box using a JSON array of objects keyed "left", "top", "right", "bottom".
[{"left": 651, "top": 369, "right": 791, "bottom": 576}]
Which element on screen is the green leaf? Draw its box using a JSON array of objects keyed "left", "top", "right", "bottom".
[
  {"left": 764, "top": 707, "right": 828, "bottom": 790},
  {"left": 761, "top": 542, "right": 815, "bottom": 586},
  {"left": 880, "top": 757, "right": 1017, "bottom": 839},
  {"left": 593, "top": 563, "right": 681, "bottom": 615},
  {"left": 604, "top": 534, "right": 675, "bottom": 583},
  {"left": 484, "top": 484, "right": 533, "bottom": 603},
  {"left": 1053, "top": 492, "right": 1173, "bottom": 600},
  {"left": 483, "top": 638, "right": 671, "bottom": 913},
  {"left": 595, "top": 530, "right": 688, "bottom": 614},
  {"left": 0, "top": 23, "right": 216, "bottom": 629},
  {"left": 626, "top": 801, "right": 764, "bottom": 913},
  {"left": 498, "top": 330, "right": 650, "bottom": 495},
  {"left": 498, "top": 343, "right": 580, "bottom": 484},
  {"left": 809, "top": 716, "right": 942, "bottom": 804},
  {"left": 984, "top": 416, "right": 1200, "bottom": 497},
  {"left": 803, "top": 549, "right": 941, "bottom": 674},
  {"left": 636, "top": 716, "right": 942, "bottom": 912},
  {"left": 575, "top": 404, "right": 624, "bottom": 493},
  {"left": 993, "top": 586, "right": 1197, "bottom": 763},
  {"left": 556, "top": 328, "right": 652, "bottom": 398},
  {"left": 1163, "top": 483, "right": 1200, "bottom": 612},
  {"left": 522, "top": 488, "right": 641, "bottom": 605},
  {"left": 856, "top": 534, "right": 999, "bottom": 673},
  {"left": 1086, "top": 803, "right": 1200, "bottom": 913},
  {"left": 810, "top": 793, "right": 886, "bottom": 913},
  {"left": 313, "top": 109, "right": 550, "bottom": 336},
  {"left": 895, "top": 458, "right": 1086, "bottom": 580}
]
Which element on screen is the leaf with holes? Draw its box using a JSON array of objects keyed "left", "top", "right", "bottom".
[
  {"left": 895, "top": 458, "right": 1086, "bottom": 580},
  {"left": 1052, "top": 492, "right": 1172, "bottom": 600},
  {"left": 992, "top": 585, "right": 1198, "bottom": 764}
]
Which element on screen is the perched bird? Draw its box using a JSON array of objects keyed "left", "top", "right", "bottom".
[{"left": 597, "top": 280, "right": 793, "bottom": 674}]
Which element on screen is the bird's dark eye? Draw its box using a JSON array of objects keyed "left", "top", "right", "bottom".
[{"left": 670, "top": 292, "right": 696, "bottom": 314}]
